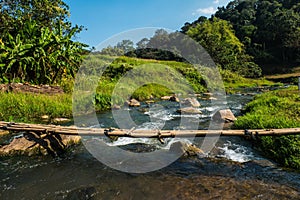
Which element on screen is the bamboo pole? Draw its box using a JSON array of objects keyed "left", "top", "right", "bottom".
[{"left": 0, "top": 121, "right": 300, "bottom": 138}]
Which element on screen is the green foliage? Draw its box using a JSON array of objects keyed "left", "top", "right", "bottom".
[
  {"left": 0, "top": 19, "right": 86, "bottom": 84},
  {"left": 0, "top": 92, "right": 72, "bottom": 123},
  {"left": 185, "top": 17, "right": 262, "bottom": 78},
  {"left": 234, "top": 87, "right": 300, "bottom": 169},
  {"left": 59, "top": 76, "right": 75, "bottom": 93},
  {"left": 94, "top": 93, "right": 112, "bottom": 111},
  {"left": 0, "top": 0, "right": 76, "bottom": 37},
  {"left": 0, "top": 0, "right": 87, "bottom": 84},
  {"left": 215, "top": 0, "right": 300, "bottom": 65},
  {"left": 73, "top": 55, "right": 220, "bottom": 111}
]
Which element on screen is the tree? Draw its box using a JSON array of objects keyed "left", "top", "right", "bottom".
[
  {"left": 214, "top": 0, "right": 300, "bottom": 64},
  {"left": 0, "top": 0, "right": 79, "bottom": 37},
  {"left": 185, "top": 17, "right": 261, "bottom": 77},
  {"left": 99, "top": 45, "right": 124, "bottom": 56},
  {"left": 98, "top": 40, "right": 135, "bottom": 56},
  {"left": 181, "top": 16, "right": 207, "bottom": 33},
  {"left": 147, "top": 29, "right": 170, "bottom": 48},
  {"left": 116, "top": 39, "right": 135, "bottom": 53},
  {"left": 136, "top": 38, "right": 149, "bottom": 49},
  {"left": 134, "top": 30, "right": 184, "bottom": 61}
]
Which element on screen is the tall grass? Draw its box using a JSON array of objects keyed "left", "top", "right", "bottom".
[{"left": 0, "top": 92, "right": 72, "bottom": 123}]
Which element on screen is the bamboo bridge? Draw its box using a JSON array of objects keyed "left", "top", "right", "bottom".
[
  {"left": 1, "top": 121, "right": 299, "bottom": 138},
  {"left": 1, "top": 121, "right": 299, "bottom": 156}
]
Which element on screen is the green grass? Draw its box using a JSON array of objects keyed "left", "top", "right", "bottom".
[
  {"left": 234, "top": 87, "right": 300, "bottom": 169},
  {"left": 132, "top": 84, "right": 172, "bottom": 101},
  {"left": 220, "top": 69, "right": 281, "bottom": 93},
  {"left": 0, "top": 92, "right": 72, "bottom": 123},
  {"left": 80, "top": 55, "right": 277, "bottom": 97}
]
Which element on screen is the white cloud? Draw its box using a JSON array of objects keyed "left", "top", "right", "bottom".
[
  {"left": 195, "top": 7, "right": 217, "bottom": 15},
  {"left": 213, "top": 0, "right": 220, "bottom": 4}
]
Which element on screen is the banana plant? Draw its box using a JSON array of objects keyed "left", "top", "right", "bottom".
[{"left": 0, "top": 18, "right": 87, "bottom": 84}]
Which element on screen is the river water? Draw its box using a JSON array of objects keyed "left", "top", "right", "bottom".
[{"left": 0, "top": 90, "right": 300, "bottom": 199}]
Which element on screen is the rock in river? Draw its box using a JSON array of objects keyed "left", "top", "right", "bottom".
[
  {"left": 125, "top": 99, "right": 141, "bottom": 107},
  {"left": 169, "top": 95, "right": 179, "bottom": 102},
  {"left": 181, "top": 97, "right": 201, "bottom": 107},
  {"left": 0, "top": 134, "right": 81, "bottom": 156},
  {"left": 169, "top": 141, "right": 204, "bottom": 157},
  {"left": 161, "top": 96, "right": 171, "bottom": 100},
  {"left": 212, "top": 109, "right": 237, "bottom": 123},
  {"left": 177, "top": 107, "right": 202, "bottom": 114}
]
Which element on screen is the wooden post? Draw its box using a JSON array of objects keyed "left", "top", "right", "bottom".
[{"left": 298, "top": 77, "right": 300, "bottom": 90}]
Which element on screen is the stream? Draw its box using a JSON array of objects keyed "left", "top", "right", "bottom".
[{"left": 0, "top": 88, "right": 300, "bottom": 199}]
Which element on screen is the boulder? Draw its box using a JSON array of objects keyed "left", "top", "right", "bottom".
[
  {"left": 0, "top": 137, "right": 36, "bottom": 155},
  {"left": 201, "top": 93, "right": 218, "bottom": 100},
  {"left": 212, "top": 109, "right": 237, "bottom": 123},
  {"left": 160, "top": 95, "right": 179, "bottom": 102},
  {"left": 53, "top": 118, "right": 70, "bottom": 124},
  {"left": 177, "top": 107, "right": 202, "bottom": 114},
  {"left": 169, "top": 141, "right": 204, "bottom": 157},
  {"left": 0, "top": 134, "right": 81, "bottom": 156},
  {"left": 169, "top": 95, "right": 179, "bottom": 102},
  {"left": 126, "top": 99, "right": 140, "bottom": 107},
  {"left": 161, "top": 96, "right": 171, "bottom": 100},
  {"left": 181, "top": 97, "right": 201, "bottom": 107}
]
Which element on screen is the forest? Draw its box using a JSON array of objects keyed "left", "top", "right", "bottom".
[{"left": 0, "top": 0, "right": 299, "bottom": 85}]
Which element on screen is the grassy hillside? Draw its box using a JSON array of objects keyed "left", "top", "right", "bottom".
[
  {"left": 72, "top": 55, "right": 276, "bottom": 98},
  {"left": 0, "top": 55, "right": 278, "bottom": 122}
]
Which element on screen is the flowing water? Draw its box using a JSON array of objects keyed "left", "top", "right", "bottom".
[{"left": 0, "top": 89, "right": 300, "bottom": 199}]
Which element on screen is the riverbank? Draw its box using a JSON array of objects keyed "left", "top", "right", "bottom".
[{"left": 234, "top": 86, "right": 300, "bottom": 169}]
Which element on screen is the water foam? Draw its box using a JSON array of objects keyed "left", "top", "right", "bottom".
[{"left": 218, "top": 141, "right": 255, "bottom": 162}]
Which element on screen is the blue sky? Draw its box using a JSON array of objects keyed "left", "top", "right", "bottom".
[{"left": 65, "top": 0, "right": 231, "bottom": 47}]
